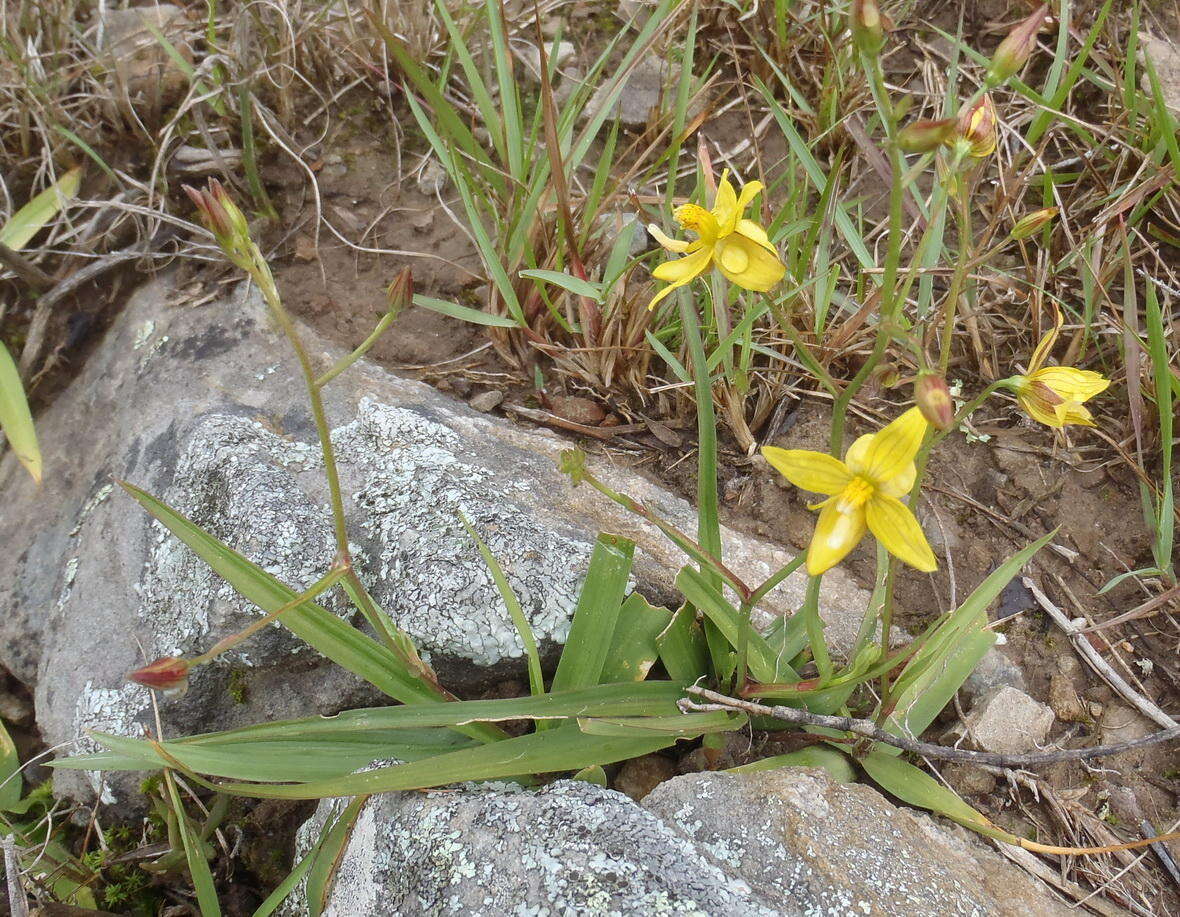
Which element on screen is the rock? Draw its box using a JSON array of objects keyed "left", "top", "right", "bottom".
[
  {"left": 288, "top": 769, "right": 1070, "bottom": 915},
  {"left": 1047, "top": 672, "right": 1088, "bottom": 723},
  {"left": 289, "top": 779, "right": 778, "bottom": 915},
  {"left": 466, "top": 390, "right": 503, "bottom": 413},
  {"left": 960, "top": 648, "right": 1026, "bottom": 707},
  {"left": 512, "top": 40, "right": 576, "bottom": 82},
  {"left": 963, "top": 686, "right": 1054, "bottom": 754},
  {"left": 1141, "top": 31, "right": 1180, "bottom": 116},
  {"left": 588, "top": 56, "right": 670, "bottom": 128},
  {"left": 595, "top": 210, "right": 650, "bottom": 257},
  {"left": 547, "top": 394, "right": 605, "bottom": 426},
  {"left": 0, "top": 276, "right": 872, "bottom": 805},
  {"left": 614, "top": 753, "right": 677, "bottom": 801},
  {"left": 645, "top": 770, "right": 1071, "bottom": 916},
  {"left": 942, "top": 762, "right": 997, "bottom": 797},
  {"left": 97, "top": 5, "right": 195, "bottom": 116},
  {"left": 416, "top": 159, "right": 447, "bottom": 195}
]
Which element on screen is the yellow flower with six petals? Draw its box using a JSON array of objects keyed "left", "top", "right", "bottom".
[
  {"left": 1009, "top": 310, "right": 1110, "bottom": 427},
  {"left": 647, "top": 172, "right": 786, "bottom": 310},
  {"left": 762, "top": 408, "right": 937, "bottom": 576}
]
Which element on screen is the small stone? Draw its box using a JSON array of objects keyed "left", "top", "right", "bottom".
[
  {"left": 587, "top": 56, "right": 670, "bottom": 128},
  {"left": 964, "top": 686, "right": 1055, "bottom": 754},
  {"left": 614, "top": 753, "right": 676, "bottom": 801},
  {"left": 417, "top": 159, "right": 448, "bottom": 195},
  {"left": 98, "top": 5, "right": 195, "bottom": 113},
  {"left": 1048, "top": 672, "right": 1088, "bottom": 723},
  {"left": 411, "top": 210, "right": 434, "bottom": 234},
  {"left": 467, "top": 390, "right": 504, "bottom": 412},
  {"left": 548, "top": 394, "right": 605, "bottom": 426},
  {"left": 513, "top": 40, "right": 576, "bottom": 82},
  {"left": 943, "top": 763, "right": 997, "bottom": 797},
  {"left": 960, "top": 648, "right": 1026, "bottom": 707},
  {"left": 170, "top": 145, "right": 242, "bottom": 176}
]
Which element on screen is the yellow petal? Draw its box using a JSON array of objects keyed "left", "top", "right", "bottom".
[
  {"left": 1031, "top": 367, "right": 1110, "bottom": 402},
  {"left": 1016, "top": 388, "right": 1065, "bottom": 427},
  {"left": 735, "top": 180, "right": 764, "bottom": 214},
  {"left": 852, "top": 407, "right": 928, "bottom": 485},
  {"left": 761, "top": 447, "right": 852, "bottom": 495},
  {"left": 878, "top": 461, "right": 916, "bottom": 498},
  {"left": 843, "top": 433, "right": 874, "bottom": 471},
  {"left": 1027, "top": 307, "right": 1063, "bottom": 372},
  {"left": 648, "top": 223, "right": 691, "bottom": 253},
  {"left": 713, "top": 233, "right": 785, "bottom": 293},
  {"left": 712, "top": 171, "right": 739, "bottom": 232},
  {"left": 807, "top": 499, "right": 868, "bottom": 575},
  {"left": 736, "top": 218, "right": 778, "bottom": 253},
  {"left": 1053, "top": 400, "right": 1096, "bottom": 427},
  {"left": 647, "top": 246, "right": 713, "bottom": 310},
  {"left": 865, "top": 493, "right": 937, "bottom": 572}
]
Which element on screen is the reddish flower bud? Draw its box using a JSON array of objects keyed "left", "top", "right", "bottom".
[
  {"left": 956, "top": 94, "right": 997, "bottom": 159},
  {"left": 386, "top": 267, "right": 414, "bottom": 317},
  {"left": 915, "top": 371, "right": 954, "bottom": 431},
  {"left": 898, "top": 118, "right": 957, "bottom": 153},
  {"left": 988, "top": 4, "right": 1050, "bottom": 86},
  {"left": 128, "top": 656, "right": 191, "bottom": 693}
]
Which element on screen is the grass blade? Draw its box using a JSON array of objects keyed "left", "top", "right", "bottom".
[
  {"left": 0, "top": 341, "right": 41, "bottom": 483},
  {"left": 0, "top": 166, "right": 81, "bottom": 249}
]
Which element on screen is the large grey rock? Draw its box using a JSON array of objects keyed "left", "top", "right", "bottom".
[
  {"left": 287, "top": 769, "right": 1070, "bottom": 916},
  {"left": 0, "top": 275, "right": 870, "bottom": 804}
]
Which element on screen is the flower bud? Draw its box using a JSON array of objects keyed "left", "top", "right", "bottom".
[
  {"left": 988, "top": 4, "right": 1049, "bottom": 86},
  {"left": 386, "top": 267, "right": 414, "bottom": 319},
  {"left": 898, "top": 118, "right": 957, "bottom": 153},
  {"left": 184, "top": 179, "right": 254, "bottom": 268},
  {"left": 850, "top": 0, "right": 886, "bottom": 55},
  {"left": 128, "top": 656, "right": 191, "bottom": 693},
  {"left": 915, "top": 371, "right": 954, "bottom": 431},
  {"left": 956, "top": 94, "right": 997, "bottom": 159},
  {"left": 1009, "top": 206, "right": 1058, "bottom": 240}
]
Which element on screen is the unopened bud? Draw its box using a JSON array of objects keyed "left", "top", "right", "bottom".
[
  {"left": 898, "top": 118, "right": 957, "bottom": 153},
  {"left": 988, "top": 4, "right": 1049, "bottom": 86},
  {"left": 956, "top": 94, "right": 997, "bottom": 159},
  {"left": 1009, "top": 206, "right": 1058, "bottom": 240},
  {"left": 850, "top": 0, "right": 886, "bottom": 55},
  {"left": 184, "top": 179, "right": 254, "bottom": 268},
  {"left": 874, "top": 362, "right": 901, "bottom": 388},
  {"left": 386, "top": 267, "right": 414, "bottom": 318},
  {"left": 915, "top": 371, "right": 954, "bottom": 431},
  {"left": 128, "top": 656, "right": 191, "bottom": 693}
]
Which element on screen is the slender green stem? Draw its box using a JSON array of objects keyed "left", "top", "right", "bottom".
[
  {"left": 802, "top": 576, "right": 832, "bottom": 682},
  {"left": 764, "top": 293, "right": 841, "bottom": 398},
  {"left": 315, "top": 307, "right": 401, "bottom": 388},
  {"left": 748, "top": 550, "right": 807, "bottom": 609},
  {"left": 937, "top": 174, "right": 974, "bottom": 375},
  {"left": 830, "top": 54, "right": 906, "bottom": 456}
]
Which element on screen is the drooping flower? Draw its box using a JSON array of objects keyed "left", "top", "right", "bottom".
[
  {"left": 1008, "top": 310, "right": 1110, "bottom": 427},
  {"left": 956, "top": 94, "right": 997, "bottom": 158},
  {"left": 762, "top": 408, "right": 937, "bottom": 575},
  {"left": 1009, "top": 206, "right": 1058, "bottom": 241},
  {"left": 647, "top": 171, "right": 786, "bottom": 310},
  {"left": 914, "top": 371, "right": 954, "bottom": 431},
  {"left": 988, "top": 3, "right": 1050, "bottom": 86}
]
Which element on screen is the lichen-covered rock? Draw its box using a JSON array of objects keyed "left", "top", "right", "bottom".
[
  {"left": 0, "top": 275, "right": 870, "bottom": 804},
  {"left": 287, "top": 780, "right": 779, "bottom": 916},
  {"left": 644, "top": 770, "right": 1072, "bottom": 917},
  {"left": 285, "top": 769, "right": 1070, "bottom": 916}
]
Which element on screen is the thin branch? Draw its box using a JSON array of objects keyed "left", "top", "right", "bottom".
[{"left": 681, "top": 685, "right": 1180, "bottom": 768}]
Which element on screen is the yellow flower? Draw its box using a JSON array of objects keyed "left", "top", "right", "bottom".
[
  {"left": 956, "top": 94, "right": 997, "bottom": 159},
  {"left": 762, "top": 408, "right": 937, "bottom": 576},
  {"left": 1010, "top": 310, "right": 1110, "bottom": 427},
  {"left": 647, "top": 171, "right": 786, "bottom": 310}
]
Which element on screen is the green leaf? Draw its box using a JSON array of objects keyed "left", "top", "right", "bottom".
[
  {"left": 577, "top": 711, "right": 744, "bottom": 737},
  {"left": 0, "top": 339, "right": 41, "bottom": 483},
  {"left": 0, "top": 718, "right": 21, "bottom": 810},
  {"left": 599, "top": 593, "right": 674, "bottom": 684},
  {"left": 882, "top": 531, "right": 1055, "bottom": 742},
  {"left": 164, "top": 773, "right": 222, "bottom": 917},
  {"left": 656, "top": 603, "right": 709, "bottom": 683},
  {"left": 519, "top": 269, "right": 604, "bottom": 302},
  {"left": 674, "top": 567, "right": 792, "bottom": 684},
  {"left": 412, "top": 294, "right": 518, "bottom": 328},
  {"left": 549, "top": 534, "right": 636, "bottom": 693},
  {"left": 0, "top": 166, "right": 81, "bottom": 249},
  {"left": 860, "top": 750, "right": 1018, "bottom": 842},
  {"left": 571, "top": 764, "right": 608, "bottom": 786},
  {"left": 302, "top": 795, "right": 367, "bottom": 917},
  {"left": 728, "top": 745, "right": 856, "bottom": 782},
  {"left": 100, "top": 726, "right": 679, "bottom": 799},
  {"left": 117, "top": 482, "right": 502, "bottom": 744}
]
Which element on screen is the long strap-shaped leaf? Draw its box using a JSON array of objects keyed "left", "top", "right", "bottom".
[{"left": 119, "top": 482, "right": 504, "bottom": 743}]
